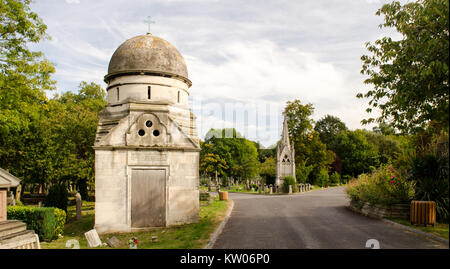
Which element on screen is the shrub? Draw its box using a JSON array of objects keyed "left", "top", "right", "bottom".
[
  {"left": 7, "top": 206, "right": 34, "bottom": 223},
  {"left": 315, "top": 168, "right": 329, "bottom": 187},
  {"left": 330, "top": 172, "right": 341, "bottom": 186},
  {"left": 54, "top": 208, "right": 67, "bottom": 236},
  {"left": 296, "top": 163, "right": 313, "bottom": 184},
  {"left": 345, "top": 165, "right": 415, "bottom": 206},
  {"left": 30, "top": 207, "right": 56, "bottom": 242},
  {"left": 44, "top": 184, "right": 68, "bottom": 213},
  {"left": 411, "top": 154, "right": 449, "bottom": 223},
  {"left": 282, "top": 176, "right": 297, "bottom": 193},
  {"left": 7, "top": 206, "right": 66, "bottom": 241}
]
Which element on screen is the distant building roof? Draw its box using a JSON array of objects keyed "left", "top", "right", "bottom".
[{"left": 0, "top": 168, "right": 21, "bottom": 188}]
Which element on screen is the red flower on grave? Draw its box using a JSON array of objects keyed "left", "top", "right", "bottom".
[
  {"left": 390, "top": 180, "right": 394, "bottom": 184},
  {"left": 134, "top": 239, "right": 139, "bottom": 244}
]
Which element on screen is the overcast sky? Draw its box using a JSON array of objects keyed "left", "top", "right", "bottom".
[{"left": 30, "top": 0, "right": 404, "bottom": 147}]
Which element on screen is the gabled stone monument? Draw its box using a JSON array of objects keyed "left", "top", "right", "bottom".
[
  {"left": 275, "top": 115, "right": 296, "bottom": 188},
  {"left": 94, "top": 33, "right": 200, "bottom": 233}
]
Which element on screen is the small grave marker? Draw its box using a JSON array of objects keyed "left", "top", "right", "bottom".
[{"left": 84, "top": 229, "right": 102, "bottom": 248}]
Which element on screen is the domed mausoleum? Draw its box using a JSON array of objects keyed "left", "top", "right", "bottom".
[{"left": 94, "top": 34, "right": 200, "bottom": 233}]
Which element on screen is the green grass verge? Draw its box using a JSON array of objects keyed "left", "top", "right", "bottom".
[
  {"left": 388, "top": 218, "right": 449, "bottom": 240},
  {"left": 41, "top": 197, "right": 230, "bottom": 249}
]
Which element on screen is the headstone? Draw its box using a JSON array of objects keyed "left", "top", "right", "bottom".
[
  {"left": 258, "top": 185, "right": 262, "bottom": 194},
  {"left": 75, "top": 192, "right": 82, "bottom": 220},
  {"left": 106, "top": 236, "right": 121, "bottom": 248},
  {"left": 84, "top": 229, "right": 102, "bottom": 248},
  {"left": 269, "top": 186, "right": 273, "bottom": 195},
  {"left": 289, "top": 185, "right": 292, "bottom": 194},
  {"left": 15, "top": 185, "right": 21, "bottom": 204},
  {"left": 251, "top": 187, "right": 254, "bottom": 192},
  {"left": 152, "top": 236, "right": 158, "bottom": 243}
]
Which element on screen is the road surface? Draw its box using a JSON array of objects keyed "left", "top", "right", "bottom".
[{"left": 212, "top": 187, "right": 448, "bottom": 249}]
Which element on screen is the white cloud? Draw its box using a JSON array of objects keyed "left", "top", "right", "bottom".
[
  {"left": 65, "top": 0, "right": 80, "bottom": 4},
  {"left": 31, "top": 0, "right": 388, "bottom": 145}
]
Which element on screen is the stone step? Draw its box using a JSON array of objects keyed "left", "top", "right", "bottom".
[
  {"left": 0, "top": 221, "right": 27, "bottom": 237},
  {"left": 0, "top": 230, "right": 39, "bottom": 249},
  {"left": 0, "top": 229, "right": 34, "bottom": 242}
]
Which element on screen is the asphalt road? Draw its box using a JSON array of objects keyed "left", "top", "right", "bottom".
[{"left": 212, "top": 187, "right": 449, "bottom": 249}]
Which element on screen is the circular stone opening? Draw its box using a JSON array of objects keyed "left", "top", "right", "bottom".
[
  {"left": 153, "top": 130, "right": 160, "bottom": 136},
  {"left": 138, "top": 129, "right": 145, "bottom": 136},
  {"left": 145, "top": 120, "right": 153, "bottom": 128}
]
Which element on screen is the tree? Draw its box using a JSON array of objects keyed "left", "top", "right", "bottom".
[
  {"left": 314, "top": 115, "right": 347, "bottom": 148},
  {"left": 284, "top": 100, "right": 335, "bottom": 183},
  {"left": 358, "top": 0, "right": 449, "bottom": 134},
  {"left": 200, "top": 142, "right": 228, "bottom": 179},
  {"left": 0, "top": 0, "right": 55, "bottom": 190},
  {"left": 49, "top": 82, "right": 106, "bottom": 193},
  {"left": 361, "top": 130, "right": 402, "bottom": 165},
  {"left": 0, "top": 0, "right": 55, "bottom": 136},
  {"left": 201, "top": 128, "right": 260, "bottom": 181},
  {"left": 259, "top": 156, "right": 276, "bottom": 185},
  {"left": 332, "top": 130, "right": 379, "bottom": 177}
]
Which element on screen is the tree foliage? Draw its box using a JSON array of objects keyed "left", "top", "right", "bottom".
[
  {"left": 358, "top": 0, "right": 449, "bottom": 133},
  {"left": 314, "top": 114, "right": 347, "bottom": 148},
  {"left": 0, "top": 0, "right": 55, "bottom": 136},
  {"left": 284, "top": 100, "right": 335, "bottom": 183},
  {"left": 332, "top": 130, "right": 379, "bottom": 177},
  {"left": 200, "top": 128, "right": 259, "bottom": 181}
]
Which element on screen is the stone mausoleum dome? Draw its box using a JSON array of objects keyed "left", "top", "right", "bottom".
[{"left": 105, "top": 34, "right": 190, "bottom": 86}]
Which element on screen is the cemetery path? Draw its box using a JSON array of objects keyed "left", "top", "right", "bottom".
[{"left": 212, "top": 187, "right": 448, "bottom": 249}]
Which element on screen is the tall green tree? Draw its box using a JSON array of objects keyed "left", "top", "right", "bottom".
[
  {"left": 332, "top": 130, "right": 379, "bottom": 177},
  {"left": 284, "top": 100, "right": 335, "bottom": 183},
  {"left": 358, "top": 0, "right": 449, "bottom": 133},
  {"left": 314, "top": 115, "right": 348, "bottom": 150},
  {"left": 201, "top": 128, "right": 259, "bottom": 181},
  {"left": 0, "top": 0, "right": 55, "bottom": 189},
  {"left": 0, "top": 0, "right": 55, "bottom": 135},
  {"left": 49, "top": 82, "right": 106, "bottom": 193}
]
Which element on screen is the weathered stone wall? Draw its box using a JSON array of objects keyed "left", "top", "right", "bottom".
[
  {"left": 349, "top": 201, "right": 410, "bottom": 220},
  {"left": 94, "top": 149, "right": 129, "bottom": 233},
  {"left": 107, "top": 75, "right": 189, "bottom": 105},
  {"left": 94, "top": 148, "right": 199, "bottom": 234}
]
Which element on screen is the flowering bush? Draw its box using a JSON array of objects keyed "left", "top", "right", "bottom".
[
  {"left": 128, "top": 237, "right": 138, "bottom": 249},
  {"left": 345, "top": 165, "right": 415, "bottom": 207}
]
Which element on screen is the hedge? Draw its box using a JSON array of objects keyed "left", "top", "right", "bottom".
[
  {"left": 7, "top": 206, "right": 67, "bottom": 242},
  {"left": 282, "top": 175, "right": 297, "bottom": 193}
]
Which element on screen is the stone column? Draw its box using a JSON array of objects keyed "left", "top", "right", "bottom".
[
  {"left": 15, "top": 185, "right": 21, "bottom": 204},
  {"left": 76, "top": 192, "right": 82, "bottom": 221},
  {"left": 289, "top": 185, "right": 292, "bottom": 194}
]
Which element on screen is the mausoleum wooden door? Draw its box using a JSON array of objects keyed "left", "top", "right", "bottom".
[{"left": 131, "top": 169, "right": 166, "bottom": 227}]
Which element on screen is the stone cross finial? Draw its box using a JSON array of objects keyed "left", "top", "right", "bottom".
[{"left": 144, "top": 16, "right": 155, "bottom": 34}]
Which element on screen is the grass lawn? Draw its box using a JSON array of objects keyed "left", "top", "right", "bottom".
[
  {"left": 388, "top": 218, "right": 449, "bottom": 240},
  {"left": 200, "top": 184, "right": 259, "bottom": 194},
  {"left": 41, "top": 197, "right": 230, "bottom": 249},
  {"left": 199, "top": 184, "right": 338, "bottom": 194}
]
